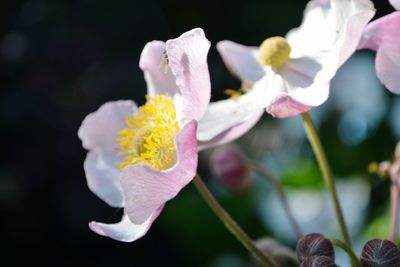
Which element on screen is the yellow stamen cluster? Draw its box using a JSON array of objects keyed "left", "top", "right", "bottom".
[
  {"left": 224, "top": 89, "right": 243, "bottom": 101},
  {"left": 117, "top": 95, "right": 180, "bottom": 171},
  {"left": 258, "top": 36, "right": 291, "bottom": 68}
]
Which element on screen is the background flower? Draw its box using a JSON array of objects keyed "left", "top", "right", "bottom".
[{"left": 358, "top": 1, "right": 400, "bottom": 94}]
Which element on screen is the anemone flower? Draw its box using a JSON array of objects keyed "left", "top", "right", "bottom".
[
  {"left": 197, "top": 0, "right": 375, "bottom": 149},
  {"left": 78, "top": 28, "right": 210, "bottom": 242},
  {"left": 358, "top": 0, "right": 400, "bottom": 94}
]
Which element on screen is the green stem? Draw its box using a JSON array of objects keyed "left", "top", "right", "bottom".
[
  {"left": 301, "top": 113, "right": 351, "bottom": 247},
  {"left": 192, "top": 175, "right": 278, "bottom": 267},
  {"left": 249, "top": 162, "right": 303, "bottom": 239},
  {"left": 390, "top": 181, "right": 399, "bottom": 243},
  {"left": 331, "top": 238, "right": 361, "bottom": 267}
]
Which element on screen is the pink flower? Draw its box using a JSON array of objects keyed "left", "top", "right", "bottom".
[
  {"left": 78, "top": 28, "right": 211, "bottom": 242},
  {"left": 358, "top": 1, "right": 400, "bottom": 94},
  {"left": 197, "top": 0, "right": 375, "bottom": 149}
]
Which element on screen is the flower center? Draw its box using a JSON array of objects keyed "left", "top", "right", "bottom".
[
  {"left": 258, "top": 36, "right": 291, "bottom": 68},
  {"left": 117, "top": 95, "right": 180, "bottom": 171}
]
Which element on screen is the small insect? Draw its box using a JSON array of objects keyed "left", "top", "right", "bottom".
[{"left": 159, "top": 51, "right": 170, "bottom": 73}]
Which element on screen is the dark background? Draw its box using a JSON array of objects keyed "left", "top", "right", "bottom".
[{"left": 0, "top": 0, "right": 397, "bottom": 266}]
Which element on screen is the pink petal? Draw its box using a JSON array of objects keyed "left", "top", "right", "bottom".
[
  {"left": 139, "top": 41, "right": 180, "bottom": 97},
  {"left": 89, "top": 207, "right": 163, "bottom": 242},
  {"left": 84, "top": 150, "right": 123, "bottom": 207},
  {"left": 267, "top": 95, "right": 315, "bottom": 118},
  {"left": 375, "top": 48, "right": 400, "bottom": 94},
  {"left": 358, "top": 12, "right": 400, "bottom": 93},
  {"left": 78, "top": 100, "right": 137, "bottom": 152},
  {"left": 166, "top": 28, "right": 211, "bottom": 121},
  {"left": 217, "top": 41, "right": 265, "bottom": 83},
  {"left": 198, "top": 109, "right": 263, "bottom": 150},
  {"left": 121, "top": 121, "right": 198, "bottom": 224},
  {"left": 390, "top": 0, "right": 400, "bottom": 10}
]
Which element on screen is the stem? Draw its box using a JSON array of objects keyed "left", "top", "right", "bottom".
[
  {"left": 390, "top": 181, "right": 399, "bottom": 243},
  {"left": 331, "top": 239, "right": 361, "bottom": 267},
  {"left": 301, "top": 113, "right": 351, "bottom": 247},
  {"left": 192, "top": 175, "right": 278, "bottom": 267},
  {"left": 249, "top": 162, "right": 303, "bottom": 239}
]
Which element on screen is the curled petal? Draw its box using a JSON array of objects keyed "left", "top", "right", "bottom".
[
  {"left": 84, "top": 150, "right": 124, "bottom": 207},
  {"left": 139, "top": 41, "right": 180, "bottom": 97},
  {"left": 217, "top": 41, "right": 265, "bottom": 83},
  {"left": 89, "top": 208, "right": 163, "bottom": 242},
  {"left": 359, "top": 12, "right": 400, "bottom": 94},
  {"left": 390, "top": 0, "right": 400, "bottom": 10},
  {"left": 78, "top": 100, "right": 137, "bottom": 152},
  {"left": 166, "top": 28, "right": 211, "bottom": 121},
  {"left": 121, "top": 121, "right": 198, "bottom": 224}
]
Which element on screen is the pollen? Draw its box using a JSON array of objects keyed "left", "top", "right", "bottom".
[
  {"left": 258, "top": 36, "right": 291, "bottom": 68},
  {"left": 117, "top": 95, "right": 180, "bottom": 171}
]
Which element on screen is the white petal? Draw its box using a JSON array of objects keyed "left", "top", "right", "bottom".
[
  {"left": 286, "top": 0, "right": 375, "bottom": 63},
  {"left": 390, "top": 0, "right": 400, "bottom": 10},
  {"left": 217, "top": 41, "right": 265, "bottom": 83},
  {"left": 197, "top": 83, "right": 268, "bottom": 141},
  {"left": 84, "top": 150, "right": 124, "bottom": 207},
  {"left": 78, "top": 100, "right": 137, "bottom": 152},
  {"left": 280, "top": 57, "right": 330, "bottom": 107},
  {"left": 89, "top": 208, "right": 162, "bottom": 242},
  {"left": 198, "top": 109, "right": 263, "bottom": 150}
]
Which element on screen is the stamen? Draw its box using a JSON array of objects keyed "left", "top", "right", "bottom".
[
  {"left": 224, "top": 89, "right": 243, "bottom": 101},
  {"left": 258, "top": 36, "right": 291, "bottom": 68},
  {"left": 117, "top": 95, "right": 180, "bottom": 170}
]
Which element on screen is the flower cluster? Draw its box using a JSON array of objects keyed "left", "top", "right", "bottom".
[{"left": 78, "top": 0, "right": 400, "bottom": 251}]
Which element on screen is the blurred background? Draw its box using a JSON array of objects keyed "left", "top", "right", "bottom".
[{"left": 1, "top": 0, "right": 399, "bottom": 266}]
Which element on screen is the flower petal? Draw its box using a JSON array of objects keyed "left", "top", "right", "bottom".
[
  {"left": 121, "top": 121, "right": 198, "bottom": 224},
  {"left": 198, "top": 109, "right": 263, "bottom": 151},
  {"left": 84, "top": 150, "right": 124, "bottom": 207},
  {"left": 375, "top": 48, "right": 400, "bottom": 94},
  {"left": 287, "top": 0, "right": 375, "bottom": 62},
  {"left": 139, "top": 41, "right": 180, "bottom": 97},
  {"left": 197, "top": 82, "right": 268, "bottom": 142},
  {"left": 358, "top": 12, "right": 400, "bottom": 93},
  {"left": 390, "top": 0, "right": 400, "bottom": 10},
  {"left": 89, "top": 208, "right": 163, "bottom": 242},
  {"left": 217, "top": 41, "right": 265, "bottom": 83},
  {"left": 166, "top": 28, "right": 211, "bottom": 121},
  {"left": 78, "top": 100, "right": 137, "bottom": 152}
]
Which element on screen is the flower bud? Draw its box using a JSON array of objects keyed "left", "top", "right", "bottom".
[
  {"left": 258, "top": 36, "right": 291, "bottom": 68},
  {"left": 395, "top": 142, "right": 400, "bottom": 159},
  {"left": 296, "top": 233, "right": 335, "bottom": 262},
  {"left": 210, "top": 145, "right": 252, "bottom": 193},
  {"left": 360, "top": 239, "right": 400, "bottom": 267},
  {"left": 300, "top": 256, "right": 337, "bottom": 267}
]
